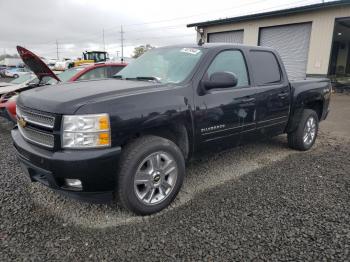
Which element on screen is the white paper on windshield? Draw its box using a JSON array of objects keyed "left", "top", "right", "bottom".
[{"left": 180, "top": 48, "right": 201, "bottom": 55}]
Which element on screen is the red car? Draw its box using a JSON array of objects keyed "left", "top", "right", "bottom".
[{"left": 0, "top": 46, "right": 127, "bottom": 123}]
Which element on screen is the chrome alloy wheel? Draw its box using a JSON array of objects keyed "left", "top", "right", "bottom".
[
  {"left": 134, "top": 151, "right": 178, "bottom": 205},
  {"left": 303, "top": 116, "right": 316, "bottom": 146}
]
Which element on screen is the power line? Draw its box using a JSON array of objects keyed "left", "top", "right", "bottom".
[
  {"left": 115, "top": 0, "right": 268, "bottom": 29},
  {"left": 15, "top": 0, "right": 318, "bottom": 48},
  {"left": 63, "top": 0, "right": 319, "bottom": 45},
  {"left": 2, "top": 0, "right": 322, "bottom": 58},
  {"left": 49, "top": 0, "right": 271, "bottom": 44}
]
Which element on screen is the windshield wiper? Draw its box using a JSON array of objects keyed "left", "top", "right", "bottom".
[
  {"left": 134, "top": 76, "right": 161, "bottom": 83},
  {"left": 113, "top": 75, "right": 162, "bottom": 83}
]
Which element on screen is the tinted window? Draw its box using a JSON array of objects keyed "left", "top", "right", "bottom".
[
  {"left": 78, "top": 67, "right": 107, "bottom": 81},
  {"left": 250, "top": 51, "right": 281, "bottom": 85},
  {"left": 109, "top": 66, "right": 124, "bottom": 77},
  {"left": 206, "top": 50, "right": 248, "bottom": 87}
]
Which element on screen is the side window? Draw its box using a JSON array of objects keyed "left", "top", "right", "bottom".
[
  {"left": 250, "top": 51, "right": 281, "bottom": 86},
  {"left": 108, "top": 66, "right": 124, "bottom": 77},
  {"left": 78, "top": 67, "right": 107, "bottom": 81},
  {"left": 206, "top": 50, "right": 249, "bottom": 87}
]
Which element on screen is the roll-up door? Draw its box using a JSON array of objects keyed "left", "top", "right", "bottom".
[
  {"left": 259, "top": 23, "right": 312, "bottom": 80},
  {"left": 208, "top": 30, "right": 244, "bottom": 44}
]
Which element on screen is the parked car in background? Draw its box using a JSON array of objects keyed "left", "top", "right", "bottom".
[
  {"left": 11, "top": 44, "right": 331, "bottom": 215},
  {"left": 48, "top": 62, "right": 127, "bottom": 84},
  {"left": 4, "top": 67, "right": 30, "bottom": 78},
  {"left": 0, "top": 46, "right": 127, "bottom": 123},
  {"left": 0, "top": 65, "right": 6, "bottom": 77},
  {"left": 53, "top": 59, "right": 73, "bottom": 71},
  {"left": 0, "top": 67, "right": 14, "bottom": 77},
  {"left": 46, "top": 59, "right": 58, "bottom": 70},
  {"left": 0, "top": 94, "right": 17, "bottom": 122}
]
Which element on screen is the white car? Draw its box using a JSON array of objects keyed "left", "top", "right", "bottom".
[
  {"left": 4, "top": 67, "right": 30, "bottom": 78},
  {"left": 46, "top": 59, "right": 58, "bottom": 70},
  {"left": 54, "top": 60, "right": 73, "bottom": 71}
]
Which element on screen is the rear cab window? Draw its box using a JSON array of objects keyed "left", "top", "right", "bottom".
[
  {"left": 78, "top": 67, "right": 108, "bottom": 81},
  {"left": 249, "top": 50, "right": 282, "bottom": 86}
]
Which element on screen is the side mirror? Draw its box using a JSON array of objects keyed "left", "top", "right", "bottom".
[{"left": 202, "top": 72, "right": 238, "bottom": 91}]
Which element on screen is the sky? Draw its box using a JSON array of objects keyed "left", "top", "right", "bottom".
[{"left": 0, "top": 0, "right": 330, "bottom": 60}]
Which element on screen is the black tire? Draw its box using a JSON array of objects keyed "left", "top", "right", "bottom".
[
  {"left": 288, "top": 109, "right": 319, "bottom": 151},
  {"left": 116, "top": 135, "right": 185, "bottom": 215},
  {"left": 13, "top": 74, "right": 19, "bottom": 78}
]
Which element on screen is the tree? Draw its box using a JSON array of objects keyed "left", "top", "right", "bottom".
[{"left": 132, "top": 44, "right": 154, "bottom": 58}]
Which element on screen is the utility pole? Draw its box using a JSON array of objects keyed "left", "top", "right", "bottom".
[
  {"left": 55, "top": 40, "right": 59, "bottom": 60},
  {"left": 120, "top": 25, "right": 124, "bottom": 62},
  {"left": 102, "top": 28, "right": 106, "bottom": 51}
]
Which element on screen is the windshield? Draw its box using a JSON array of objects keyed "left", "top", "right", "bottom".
[
  {"left": 47, "top": 67, "right": 85, "bottom": 84},
  {"left": 116, "top": 47, "right": 204, "bottom": 84},
  {"left": 84, "top": 52, "right": 107, "bottom": 62},
  {"left": 10, "top": 73, "right": 34, "bottom": 84}
]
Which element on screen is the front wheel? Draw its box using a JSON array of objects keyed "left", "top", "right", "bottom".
[
  {"left": 288, "top": 109, "right": 319, "bottom": 151},
  {"left": 116, "top": 135, "right": 185, "bottom": 215},
  {"left": 13, "top": 74, "right": 19, "bottom": 78}
]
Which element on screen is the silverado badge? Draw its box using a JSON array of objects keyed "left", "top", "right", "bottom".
[{"left": 18, "top": 117, "right": 27, "bottom": 128}]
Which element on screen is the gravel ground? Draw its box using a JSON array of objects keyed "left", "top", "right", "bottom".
[{"left": 1, "top": 94, "right": 350, "bottom": 261}]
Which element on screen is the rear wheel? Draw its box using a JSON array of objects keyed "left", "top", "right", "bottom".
[
  {"left": 116, "top": 135, "right": 185, "bottom": 215},
  {"left": 288, "top": 109, "right": 319, "bottom": 151},
  {"left": 13, "top": 74, "right": 19, "bottom": 78}
]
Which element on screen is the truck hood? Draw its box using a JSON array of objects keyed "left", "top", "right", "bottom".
[
  {"left": 16, "top": 46, "right": 60, "bottom": 82},
  {"left": 0, "top": 83, "right": 21, "bottom": 95},
  {"left": 0, "top": 82, "right": 14, "bottom": 88},
  {"left": 17, "top": 78, "right": 162, "bottom": 114}
]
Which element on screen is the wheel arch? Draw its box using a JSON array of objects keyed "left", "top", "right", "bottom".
[
  {"left": 120, "top": 122, "right": 191, "bottom": 160},
  {"left": 286, "top": 95, "right": 324, "bottom": 133}
]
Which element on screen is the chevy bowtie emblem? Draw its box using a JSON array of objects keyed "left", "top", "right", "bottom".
[{"left": 18, "top": 117, "right": 27, "bottom": 128}]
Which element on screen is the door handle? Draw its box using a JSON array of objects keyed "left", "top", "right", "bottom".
[
  {"left": 241, "top": 97, "right": 256, "bottom": 103},
  {"left": 278, "top": 93, "right": 289, "bottom": 99}
]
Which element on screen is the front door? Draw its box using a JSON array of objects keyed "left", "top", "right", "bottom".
[{"left": 194, "top": 49, "right": 256, "bottom": 150}]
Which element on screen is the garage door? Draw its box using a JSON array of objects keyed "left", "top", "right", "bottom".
[
  {"left": 259, "top": 23, "right": 312, "bottom": 80},
  {"left": 208, "top": 30, "right": 244, "bottom": 44}
]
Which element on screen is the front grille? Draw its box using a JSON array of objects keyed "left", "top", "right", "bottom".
[
  {"left": 17, "top": 106, "right": 55, "bottom": 129},
  {"left": 18, "top": 125, "right": 55, "bottom": 148}
]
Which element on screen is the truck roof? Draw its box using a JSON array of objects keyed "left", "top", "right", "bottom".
[{"left": 159, "top": 43, "right": 275, "bottom": 52}]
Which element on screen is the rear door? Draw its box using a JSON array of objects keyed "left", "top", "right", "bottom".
[{"left": 247, "top": 50, "right": 290, "bottom": 138}]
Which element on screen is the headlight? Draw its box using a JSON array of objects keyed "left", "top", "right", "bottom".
[{"left": 61, "top": 114, "right": 111, "bottom": 149}]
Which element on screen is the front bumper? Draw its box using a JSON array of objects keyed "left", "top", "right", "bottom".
[{"left": 12, "top": 128, "right": 122, "bottom": 203}]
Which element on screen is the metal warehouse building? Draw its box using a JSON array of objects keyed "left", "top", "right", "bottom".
[{"left": 187, "top": 0, "right": 350, "bottom": 88}]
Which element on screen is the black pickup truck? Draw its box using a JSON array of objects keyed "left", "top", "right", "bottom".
[{"left": 12, "top": 44, "right": 331, "bottom": 215}]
